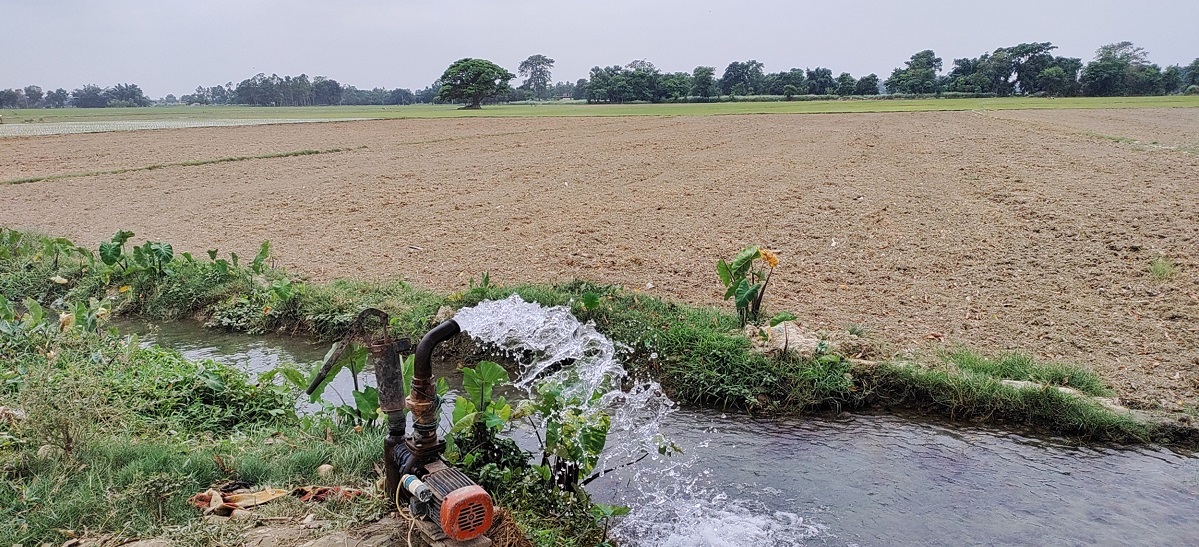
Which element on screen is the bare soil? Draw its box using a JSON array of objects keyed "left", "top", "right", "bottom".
[{"left": 3, "top": 109, "right": 1197, "bottom": 410}]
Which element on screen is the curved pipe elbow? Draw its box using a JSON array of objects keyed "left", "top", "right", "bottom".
[{"left": 414, "top": 319, "right": 461, "bottom": 381}]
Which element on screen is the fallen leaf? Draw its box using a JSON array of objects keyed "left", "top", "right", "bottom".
[{"left": 224, "top": 488, "right": 289, "bottom": 508}]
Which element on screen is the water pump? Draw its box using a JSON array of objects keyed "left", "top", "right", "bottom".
[{"left": 307, "top": 311, "right": 494, "bottom": 545}]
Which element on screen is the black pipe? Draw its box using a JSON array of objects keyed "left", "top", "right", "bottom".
[
  {"left": 407, "top": 319, "right": 460, "bottom": 454},
  {"left": 414, "top": 319, "right": 461, "bottom": 386}
]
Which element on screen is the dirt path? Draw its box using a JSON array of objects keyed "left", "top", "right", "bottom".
[{"left": 3, "top": 109, "right": 1196, "bottom": 410}]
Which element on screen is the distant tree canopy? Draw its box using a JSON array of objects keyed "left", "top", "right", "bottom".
[
  {"left": 2, "top": 40, "right": 1193, "bottom": 110},
  {"left": 719, "top": 60, "right": 765, "bottom": 95},
  {"left": 1080, "top": 41, "right": 1181, "bottom": 96},
  {"left": 1, "top": 83, "right": 148, "bottom": 108},
  {"left": 885, "top": 50, "right": 942, "bottom": 94},
  {"left": 436, "top": 58, "right": 515, "bottom": 108},
  {"left": 942, "top": 42, "right": 1083, "bottom": 96},
  {"left": 518, "top": 54, "right": 555, "bottom": 100}
]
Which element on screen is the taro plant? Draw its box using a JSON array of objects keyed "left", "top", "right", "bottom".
[
  {"left": 0, "top": 227, "right": 30, "bottom": 260},
  {"left": 717, "top": 245, "right": 780, "bottom": 326},
  {"left": 98, "top": 230, "right": 136, "bottom": 273},
  {"left": 591, "top": 502, "right": 632, "bottom": 545},
  {"left": 267, "top": 342, "right": 394, "bottom": 429},
  {"left": 98, "top": 230, "right": 174, "bottom": 278},
  {"left": 526, "top": 379, "right": 612, "bottom": 493},
  {"left": 130, "top": 241, "right": 174, "bottom": 277},
  {"left": 449, "top": 361, "right": 525, "bottom": 476}
]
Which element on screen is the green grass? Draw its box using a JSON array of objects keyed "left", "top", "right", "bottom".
[
  {"left": 862, "top": 362, "right": 1149, "bottom": 443},
  {"left": 2, "top": 228, "right": 1191, "bottom": 545},
  {"left": 4, "top": 94, "right": 1197, "bottom": 123},
  {"left": 0, "top": 425, "right": 384, "bottom": 545},
  {"left": 944, "top": 350, "right": 1111, "bottom": 397},
  {"left": 1149, "top": 256, "right": 1178, "bottom": 281},
  {"left": 0, "top": 146, "right": 363, "bottom": 186}
]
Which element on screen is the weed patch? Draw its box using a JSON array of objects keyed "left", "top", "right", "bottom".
[{"left": 1149, "top": 256, "right": 1177, "bottom": 281}]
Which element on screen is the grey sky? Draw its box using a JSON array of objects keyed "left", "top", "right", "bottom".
[{"left": 2, "top": 0, "right": 1197, "bottom": 98}]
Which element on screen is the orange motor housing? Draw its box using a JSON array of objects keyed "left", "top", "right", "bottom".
[
  {"left": 423, "top": 464, "right": 494, "bottom": 541},
  {"left": 439, "top": 484, "right": 494, "bottom": 541}
]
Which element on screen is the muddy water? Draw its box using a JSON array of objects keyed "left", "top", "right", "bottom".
[
  {"left": 114, "top": 319, "right": 1199, "bottom": 546},
  {"left": 109, "top": 319, "right": 354, "bottom": 408}
]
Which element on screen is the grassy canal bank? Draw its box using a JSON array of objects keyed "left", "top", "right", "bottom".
[{"left": 2, "top": 227, "right": 1193, "bottom": 545}]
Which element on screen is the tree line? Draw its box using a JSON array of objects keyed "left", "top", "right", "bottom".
[
  {"left": 572, "top": 42, "right": 1197, "bottom": 103},
  {"left": 2, "top": 40, "right": 1196, "bottom": 109}
]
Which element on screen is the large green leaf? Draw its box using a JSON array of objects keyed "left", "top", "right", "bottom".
[
  {"left": 306, "top": 343, "right": 345, "bottom": 401},
  {"left": 580, "top": 414, "right": 611, "bottom": 457},
  {"left": 130, "top": 243, "right": 150, "bottom": 269},
  {"left": 279, "top": 368, "right": 307, "bottom": 389},
  {"left": 252, "top": 241, "right": 271, "bottom": 274},
  {"left": 451, "top": 396, "right": 478, "bottom": 433},
  {"left": 353, "top": 386, "right": 380, "bottom": 420},
  {"left": 770, "top": 311, "right": 797, "bottom": 327},
  {"left": 99, "top": 241, "right": 122, "bottom": 266},
  {"left": 111, "top": 230, "right": 135, "bottom": 246},
  {"left": 729, "top": 246, "right": 760, "bottom": 280},
  {"left": 343, "top": 343, "right": 368, "bottom": 376},
  {"left": 22, "top": 298, "right": 44, "bottom": 325},
  {"left": 735, "top": 281, "right": 762, "bottom": 309},
  {"left": 716, "top": 259, "right": 733, "bottom": 288},
  {"left": 150, "top": 242, "right": 173, "bottom": 265},
  {"left": 403, "top": 354, "right": 415, "bottom": 398},
  {"left": 477, "top": 360, "right": 508, "bottom": 387},
  {"left": 463, "top": 361, "right": 508, "bottom": 409}
]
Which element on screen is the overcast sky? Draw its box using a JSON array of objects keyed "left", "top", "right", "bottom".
[{"left": 2, "top": 0, "right": 1197, "bottom": 98}]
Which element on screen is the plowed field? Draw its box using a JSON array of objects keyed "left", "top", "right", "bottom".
[{"left": 3, "top": 109, "right": 1197, "bottom": 410}]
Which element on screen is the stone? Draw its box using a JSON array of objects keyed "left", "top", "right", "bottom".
[
  {"left": 999, "top": 380, "right": 1134, "bottom": 414},
  {"left": 433, "top": 306, "right": 456, "bottom": 323},
  {"left": 36, "top": 445, "right": 64, "bottom": 460},
  {"left": 744, "top": 321, "right": 828, "bottom": 358}
]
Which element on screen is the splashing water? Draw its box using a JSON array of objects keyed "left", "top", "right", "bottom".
[
  {"left": 453, "top": 295, "right": 828, "bottom": 545},
  {"left": 453, "top": 295, "right": 675, "bottom": 470}
]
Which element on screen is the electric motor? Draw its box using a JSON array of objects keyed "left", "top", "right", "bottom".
[{"left": 415, "top": 461, "right": 494, "bottom": 541}]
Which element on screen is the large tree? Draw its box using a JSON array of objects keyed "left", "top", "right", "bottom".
[
  {"left": 22, "top": 85, "right": 44, "bottom": 107},
  {"left": 71, "top": 85, "right": 108, "bottom": 108},
  {"left": 691, "top": 66, "right": 717, "bottom": 99},
  {"left": 660, "top": 72, "right": 693, "bottom": 101},
  {"left": 0, "top": 89, "right": 19, "bottom": 108},
  {"left": 853, "top": 74, "right": 881, "bottom": 95},
  {"left": 805, "top": 67, "right": 835, "bottom": 95},
  {"left": 1186, "top": 58, "right": 1199, "bottom": 88},
  {"left": 518, "top": 54, "right": 555, "bottom": 100},
  {"left": 763, "top": 69, "right": 806, "bottom": 95},
  {"left": 1081, "top": 41, "right": 1164, "bottom": 96},
  {"left": 312, "top": 77, "right": 343, "bottom": 105},
  {"left": 885, "top": 50, "right": 942, "bottom": 94},
  {"left": 106, "top": 83, "right": 151, "bottom": 107},
  {"left": 437, "top": 58, "right": 515, "bottom": 108},
  {"left": 834, "top": 73, "right": 856, "bottom": 96},
  {"left": 45, "top": 88, "right": 69, "bottom": 108},
  {"left": 719, "top": 60, "right": 765, "bottom": 95}
]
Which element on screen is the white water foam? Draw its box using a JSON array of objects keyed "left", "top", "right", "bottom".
[{"left": 453, "top": 295, "right": 830, "bottom": 546}]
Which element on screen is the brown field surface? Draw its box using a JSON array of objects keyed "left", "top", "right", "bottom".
[{"left": 2, "top": 109, "right": 1197, "bottom": 410}]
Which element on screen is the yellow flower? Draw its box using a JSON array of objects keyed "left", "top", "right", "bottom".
[
  {"left": 118, "top": 285, "right": 131, "bottom": 293},
  {"left": 759, "top": 249, "right": 780, "bottom": 268}
]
